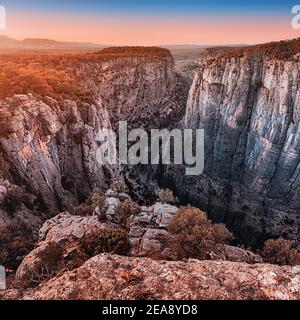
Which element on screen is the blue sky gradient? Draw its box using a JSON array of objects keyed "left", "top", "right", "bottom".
[{"left": 1, "top": 0, "right": 296, "bottom": 17}]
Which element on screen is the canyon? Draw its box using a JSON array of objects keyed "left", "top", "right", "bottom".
[{"left": 0, "top": 40, "right": 300, "bottom": 299}]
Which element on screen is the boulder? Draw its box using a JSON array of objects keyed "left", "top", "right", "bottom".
[
  {"left": 149, "top": 202, "right": 178, "bottom": 228},
  {"left": 118, "top": 193, "right": 132, "bottom": 201},
  {"left": 39, "top": 212, "right": 102, "bottom": 244},
  {"left": 139, "top": 229, "right": 169, "bottom": 256}
]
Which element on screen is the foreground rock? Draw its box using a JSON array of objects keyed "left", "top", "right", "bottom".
[
  {"left": 15, "top": 198, "right": 180, "bottom": 280},
  {"left": 23, "top": 254, "right": 300, "bottom": 300},
  {"left": 16, "top": 191, "right": 262, "bottom": 281}
]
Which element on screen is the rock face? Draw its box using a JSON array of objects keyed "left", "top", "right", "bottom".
[
  {"left": 164, "top": 43, "right": 300, "bottom": 245},
  {"left": 22, "top": 254, "right": 300, "bottom": 300},
  {"left": 0, "top": 48, "right": 186, "bottom": 265},
  {"left": 2, "top": 42, "right": 300, "bottom": 275},
  {"left": 0, "top": 95, "right": 114, "bottom": 213}
]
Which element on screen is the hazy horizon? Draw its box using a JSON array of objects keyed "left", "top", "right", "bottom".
[{"left": 0, "top": 35, "right": 251, "bottom": 48}]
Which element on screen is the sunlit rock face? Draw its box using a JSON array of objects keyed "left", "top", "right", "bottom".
[{"left": 164, "top": 48, "right": 300, "bottom": 245}]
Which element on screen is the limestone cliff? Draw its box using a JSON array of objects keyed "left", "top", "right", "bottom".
[{"left": 164, "top": 41, "right": 300, "bottom": 245}]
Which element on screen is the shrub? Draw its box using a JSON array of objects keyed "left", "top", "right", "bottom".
[
  {"left": 0, "top": 155, "right": 9, "bottom": 177},
  {"left": 0, "top": 223, "right": 35, "bottom": 270},
  {"left": 212, "top": 223, "right": 234, "bottom": 244},
  {"left": 1, "top": 186, "right": 37, "bottom": 213},
  {"left": 36, "top": 242, "right": 64, "bottom": 271},
  {"left": 115, "top": 199, "right": 141, "bottom": 227},
  {"left": 79, "top": 228, "right": 131, "bottom": 258},
  {"left": 24, "top": 242, "right": 64, "bottom": 284},
  {"left": 74, "top": 188, "right": 107, "bottom": 217},
  {"left": 90, "top": 189, "right": 106, "bottom": 206},
  {"left": 73, "top": 203, "right": 95, "bottom": 217},
  {"left": 261, "top": 238, "right": 300, "bottom": 266},
  {"left": 168, "top": 205, "right": 232, "bottom": 260},
  {"left": 110, "top": 180, "right": 128, "bottom": 193},
  {"left": 155, "top": 187, "right": 177, "bottom": 204}
]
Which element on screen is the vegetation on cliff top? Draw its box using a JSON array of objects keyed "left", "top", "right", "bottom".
[
  {"left": 95, "top": 46, "right": 172, "bottom": 59},
  {"left": 0, "top": 46, "right": 172, "bottom": 103},
  {"left": 205, "top": 38, "right": 300, "bottom": 62}
]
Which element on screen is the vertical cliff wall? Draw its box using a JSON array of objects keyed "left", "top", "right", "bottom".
[{"left": 164, "top": 42, "right": 300, "bottom": 245}]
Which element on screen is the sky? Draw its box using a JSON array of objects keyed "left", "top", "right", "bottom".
[{"left": 0, "top": 0, "right": 299, "bottom": 45}]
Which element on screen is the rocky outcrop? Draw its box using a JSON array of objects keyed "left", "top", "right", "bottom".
[
  {"left": 164, "top": 43, "right": 300, "bottom": 245},
  {"left": 15, "top": 191, "right": 180, "bottom": 281},
  {"left": 20, "top": 254, "right": 300, "bottom": 300},
  {"left": 15, "top": 190, "right": 262, "bottom": 281}
]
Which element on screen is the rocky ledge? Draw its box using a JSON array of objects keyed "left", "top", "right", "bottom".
[{"left": 8, "top": 254, "right": 300, "bottom": 300}]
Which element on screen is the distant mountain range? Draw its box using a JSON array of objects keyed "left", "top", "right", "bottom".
[{"left": 0, "top": 36, "right": 107, "bottom": 52}]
